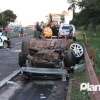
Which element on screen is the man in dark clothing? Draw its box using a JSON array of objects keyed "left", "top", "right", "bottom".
[
  {"left": 20, "top": 28, "right": 24, "bottom": 37},
  {"left": 34, "top": 22, "right": 42, "bottom": 39},
  {"left": 51, "top": 25, "right": 59, "bottom": 36},
  {"left": 35, "top": 22, "right": 42, "bottom": 33}
]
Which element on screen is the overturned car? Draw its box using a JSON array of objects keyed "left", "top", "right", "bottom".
[{"left": 18, "top": 36, "right": 84, "bottom": 75}]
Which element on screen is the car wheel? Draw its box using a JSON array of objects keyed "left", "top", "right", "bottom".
[
  {"left": 70, "top": 43, "right": 84, "bottom": 58},
  {"left": 3, "top": 41, "right": 8, "bottom": 48},
  {"left": 64, "top": 50, "right": 76, "bottom": 67}
]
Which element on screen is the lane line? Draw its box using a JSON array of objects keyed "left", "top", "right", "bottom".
[{"left": 0, "top": 69, "right": 21, "bottom": 88}]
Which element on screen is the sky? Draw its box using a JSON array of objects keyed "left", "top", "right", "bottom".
[{"left": 0, "top": 0, "right": 70, "bottom": 26}]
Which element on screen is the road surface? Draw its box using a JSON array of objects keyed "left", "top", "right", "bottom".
[{"left": 0, "top": 35, "right": 68, "bottom": 100}]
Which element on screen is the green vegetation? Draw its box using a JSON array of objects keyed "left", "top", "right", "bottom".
[
  {"left": 76, "top": 31, "right": 100, "bottom": 75},
  {"left": 70, "top": 32, "right": 90, "bottom": 100},
  {"left": 68, "top": 0, "right": 100, "bottom": 33},
  {"left": 0, "top": 10, "right": 17, "bottom": 28},
  {"left": 71, "top": 71, "right": 90, "bottom": 100},
  {"left": 68, "top": 0, "right": 100, "bottom": 75},
  {"left": 68, "top": 0, "right": 100, "bottom": 99},
  {"left": 86, "top": 32, "right": 100, "bottom": 75},
  {"left": 70, "top": 31, "right": 100, "bottom": 99}
]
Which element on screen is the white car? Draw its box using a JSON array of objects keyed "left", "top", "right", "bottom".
[
  {"left": 0, "top": 32, "right": 9, "bottom": 48},
  {"left": 59, "top": 23, "right": 75, "bottom": 38}
]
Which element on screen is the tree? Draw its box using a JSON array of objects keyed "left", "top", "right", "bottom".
[
  {"left": 0, "top": 10, "right": 17, "bottom": 28},
  {"left": 68, "top": 0, "right": 100, "bottom": 33},
  {"left": 67, "top": 0, "right": 80, "bottom": 16}
]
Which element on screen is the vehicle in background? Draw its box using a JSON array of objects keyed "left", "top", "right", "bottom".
[
  {"left": 59, "top": 23, "right": 76, "bottom": 39},
  {"left": 0, "top": 32, "right": 10, "bottom": 48}
]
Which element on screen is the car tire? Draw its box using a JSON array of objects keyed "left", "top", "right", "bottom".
[
  {"left": 64, "top": 49, "right": 76, "bottom": 68},
  {"left": 70, "top": 43, "right": 84, "bottom": 58},
  {"left": 3, "top": 41, "right": 8, "bottom": 48}
]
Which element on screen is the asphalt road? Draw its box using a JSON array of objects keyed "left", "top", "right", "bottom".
[
  {"left": 9, "top": 80, "right": 68, "bottom": 100},
  {"left": 0, "top": 35, "right": 68, "bottom": 100},
  {"left": 0, "top": 38, "right": 20, "bottom": 81},
  {"left": 0, "top": 35, "right": 33, "bottom": 81}
]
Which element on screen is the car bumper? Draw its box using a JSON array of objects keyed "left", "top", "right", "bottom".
[{"left": 0, "top": 42, "right": 3, "bottom": 47}]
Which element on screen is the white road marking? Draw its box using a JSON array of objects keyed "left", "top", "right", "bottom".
[
  {"left": 0, "top": 83, "right": 21, "bottom": 100},
  {"left": 7, "top": 81, "right": 19, "bottom": 85},
  {"left": 0, "top": 69, "right": 21, "bottom": 88},
  {"left": 15, "top": 42, "right": 22, "bottom": 45},
  {"left": 40, "top": 93, "right": 47, "bottom": 99},
  {"left": 0, "top": 73, "right": 2, "bottom": 76},
  {"left": 10, "top": 49, "right": 21, "bottom": 53}
]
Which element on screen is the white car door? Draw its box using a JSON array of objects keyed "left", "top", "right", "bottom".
[{"left": 0, "top": 32, "right": 7, "bottom": 47}]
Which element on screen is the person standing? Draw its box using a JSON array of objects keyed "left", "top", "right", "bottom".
[
  {"left": 34, "top": 22, "right": 42, "bottom": 39},
  {"left": 20, "top": 28, "right": 24, "bottom": 37}
]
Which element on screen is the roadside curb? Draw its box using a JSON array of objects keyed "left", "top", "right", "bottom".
[{"left": 66, "top": 79, "right": 73, "bottom": 100}]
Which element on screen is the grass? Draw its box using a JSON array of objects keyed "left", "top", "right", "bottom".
[
  {"left": 70, "top": 71, "right": 90, "bottom": 100},
  {"left": 70, "top": 31, "right": 100, "bottom": 100},
  {"left": 76, "top": 31, "right": 100, "bottom": 75},
  {"left": 70, "top": 32, "right": 91, "bottom": 100},
  {"left": 85, "top": 32, "right": 100, "bottom": 75}
]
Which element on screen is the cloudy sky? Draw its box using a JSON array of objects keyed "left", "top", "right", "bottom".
[{"left": 0, "top": 0, "right": 70, "bottom": 26}]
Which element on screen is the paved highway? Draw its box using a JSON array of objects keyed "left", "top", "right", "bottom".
[{"left": 0, "top": 35, "right": 68, "bottom": 100}]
